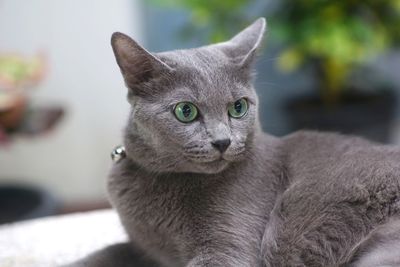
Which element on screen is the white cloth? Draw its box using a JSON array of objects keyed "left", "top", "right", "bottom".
[{"left": 0, "top": 209, "right": 127, "bottom": 267}]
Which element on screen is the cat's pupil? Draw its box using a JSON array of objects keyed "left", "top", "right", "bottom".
[
  {"left": 182, "top": 104, "right": 191, "bottom": 117},
  {"left": 234, "top": 101, "right": 242, "bottom": 113}
]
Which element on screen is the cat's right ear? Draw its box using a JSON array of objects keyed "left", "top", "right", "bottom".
[
  {"left": 218, "top": 18, "right": 266, "bottom": 68},
  {"left": 111, "top": 32, "right": 173, "bottom": 94}
]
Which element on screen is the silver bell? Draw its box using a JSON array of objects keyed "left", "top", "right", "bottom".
[{"left": 111, "top": 145, "right": 126, "bottom": 163}]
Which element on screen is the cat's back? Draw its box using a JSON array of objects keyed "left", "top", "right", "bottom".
[
  {"left": 279, "top": 130, "right": 400, "bottom": 224},
  {"left": 282, "top": 130, "right": 375, "bottom": 164},
  {"left": 281, "top": 130, "right": 400, "bottom": 182}
]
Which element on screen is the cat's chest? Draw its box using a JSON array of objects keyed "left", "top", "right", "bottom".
[
  {"left": 108, "top": 168, "right": 212, "bottom": 263},
  {"left": 111, "top": 172, "right": 188, "bottom": 230},
  {"left": 108, "top": 163, "right": 271, "bottom": 265},
  {"left": 127, "top": 179, "right": 191, "bottom": 234}
]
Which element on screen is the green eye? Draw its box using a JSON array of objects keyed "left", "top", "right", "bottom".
[
  {"left": 228, "top": 98, "right": 248, "bottom": 118},
  {"left": 174, "top": 102, "right": 198, "bottom": 123}
]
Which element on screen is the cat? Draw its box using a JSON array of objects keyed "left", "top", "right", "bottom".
[
  {"left": 345, "top": 218, "right": 400, "bottom": 266},
  {"left": 68, "top": 18, "right": 400, "bottom": 267}
]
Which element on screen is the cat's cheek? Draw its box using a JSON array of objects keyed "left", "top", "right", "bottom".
[{"left": 162, "top": 119, "right": 202, "bottom": 146}]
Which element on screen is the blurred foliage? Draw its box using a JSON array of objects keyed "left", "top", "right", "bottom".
[
  {"left": 0, "top": 53, "right": 46, "bottom": 91},
  {"left": 150, "top": 0, "right": 400, "bottom": 104},
  {"left": 150, "top": 0, "right": 252, "bottom": 42}
]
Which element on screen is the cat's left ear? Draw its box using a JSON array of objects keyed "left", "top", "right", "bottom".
[{"left": 219, "top": 18, "right": 266, "bottom": 67}]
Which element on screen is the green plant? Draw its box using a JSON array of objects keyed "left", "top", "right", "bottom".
[
  {"left": 151, "top": 0, "right": 400, "bottom": 104},
  {"left": 0, "top": 53, "right": 46, "bottom": 90}
]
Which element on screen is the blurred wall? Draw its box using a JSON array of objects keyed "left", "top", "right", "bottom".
[{"left": 0, "top": 0, "right": 143, "bottom": 202}]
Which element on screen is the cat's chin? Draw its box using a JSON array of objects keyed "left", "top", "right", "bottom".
[
  {"left": 184, "top": 152, "right": 247, "bottom": 174},
  {"left": 188, "top": 159, "right": 230, "bottom": 174}
]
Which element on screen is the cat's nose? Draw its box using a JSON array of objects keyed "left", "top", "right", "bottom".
[{"left": 211, "top": 139, "right": 231, "bottom": 153}]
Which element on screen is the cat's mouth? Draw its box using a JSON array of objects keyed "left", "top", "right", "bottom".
[
  {"left": 185, "top": 150, "right": 245, "bottom": 164},
  {"left": 184, "top": 145, "right": 246, "bottom": 166}
]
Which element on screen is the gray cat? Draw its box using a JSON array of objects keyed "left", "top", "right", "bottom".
[{"left": 69, "top": 18, "right": 400, "bottom": 267}]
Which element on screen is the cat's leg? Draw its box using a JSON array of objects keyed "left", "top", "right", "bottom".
[
  {"left": 260, "top": 182, "right": 377, "bottom": 267},
  {"left": 261, "top": 200, "right": 311, "bottom": 267},
  {"left": 62, "top": 242, "right": 160, "bottom": 267},
  {"left": 344, "top": 217, "right": 400, "bottom": 267}
]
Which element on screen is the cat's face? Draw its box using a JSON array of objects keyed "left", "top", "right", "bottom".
[{"left": 112, "top": 18, "right": 266, "bottom": 174}]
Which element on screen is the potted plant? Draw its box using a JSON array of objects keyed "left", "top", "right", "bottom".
[
  {"left": 0, "top": 53, "right": 46, "bottom": 139},
  {"left": 150, "top": 0, "right": 400, "bottom": 142},
  {"left": 0, "top": 54, "right": 62, "bottom": 223},
  {"left": 272, "top": 0, "right": 400, "bottom": 142}
]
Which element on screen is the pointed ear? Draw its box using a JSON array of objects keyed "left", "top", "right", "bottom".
[
  {"left": 111, "top": 32, "right": 172, "bottom": 93},
  {"left": 218, "top": 18, "right": 266, "bottom": 67}
]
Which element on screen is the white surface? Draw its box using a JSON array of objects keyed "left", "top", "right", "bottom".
[
  {"left": 0, "top": 209, "right": 127, "bottom": 267},
  {"left": 0, "top": 0, "right": 143, "bottom": 202}
]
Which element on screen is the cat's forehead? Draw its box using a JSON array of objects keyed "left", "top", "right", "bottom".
[
  {"left": 157, "top": 46, "right": 235, "bottom": 77},
  {"left": 156, "top": 47, "right": 249, "bottom": 102}
]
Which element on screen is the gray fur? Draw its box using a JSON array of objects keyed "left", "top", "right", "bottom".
[
  {"left": 347, "top": 218, "right": 400, "bottom": 267},
  {"left": 68, "top": 18, "right": 400, "bottom": 266},
  {"left": 262, "top": 132, "right": 400, "bottom": 266}
]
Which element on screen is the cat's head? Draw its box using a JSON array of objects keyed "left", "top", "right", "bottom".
[{"left": 111, "top": 18, "right": 266, "bottom": 174}]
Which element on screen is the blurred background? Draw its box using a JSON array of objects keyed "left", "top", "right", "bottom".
[{"left": 0, "top": 0, "right": 400, "bottom": 223}]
